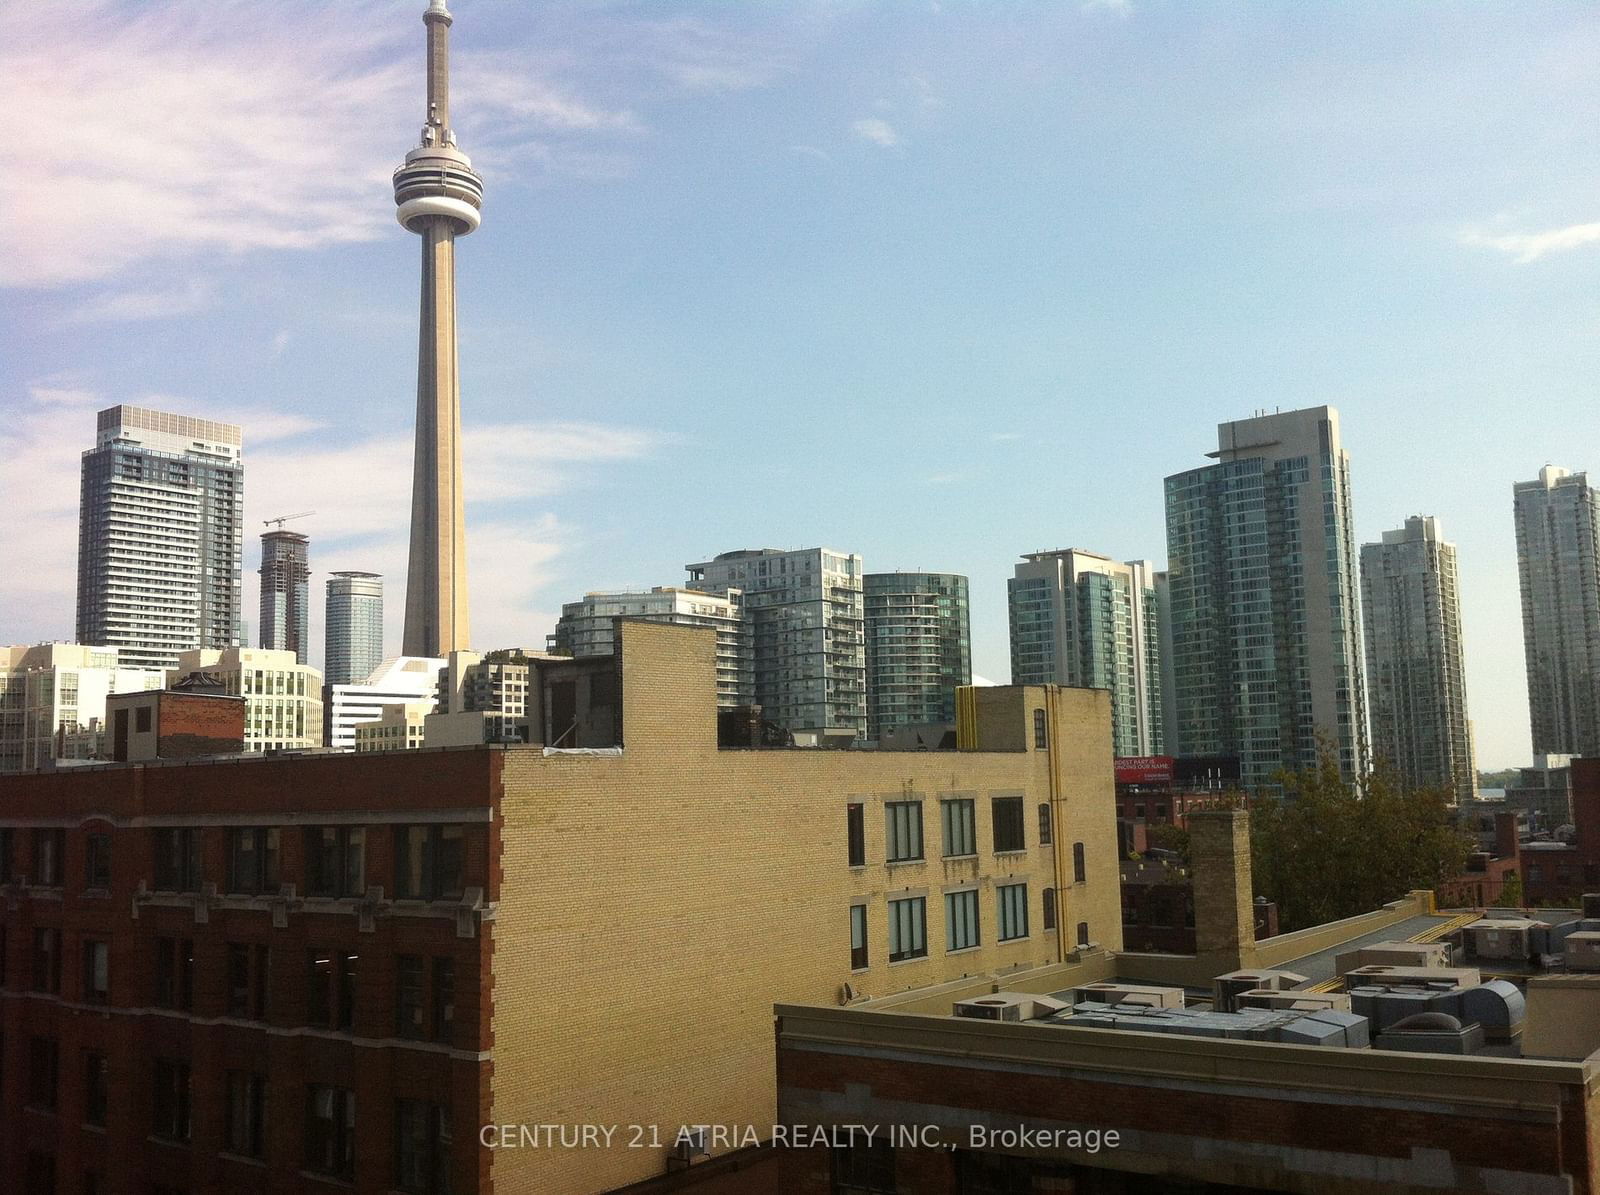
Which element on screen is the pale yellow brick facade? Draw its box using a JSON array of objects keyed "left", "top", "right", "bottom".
[{"left": 489, "top": 621, "right": 1122, "bottom": 1194}]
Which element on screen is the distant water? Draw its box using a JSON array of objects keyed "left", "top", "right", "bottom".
[{"left": 1477, "top": 788, "right": 1505, "bottom": 801}]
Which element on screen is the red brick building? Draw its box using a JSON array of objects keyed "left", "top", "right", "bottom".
[
  {"left": 0, "top": 749, "right": 496, "bottom": 1195},
  {"left": 1520, "top": 759, "right": 1600, "bottom": 905}
]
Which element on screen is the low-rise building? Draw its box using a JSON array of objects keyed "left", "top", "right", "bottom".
[
  {"left": 170, "top": 646, "right": 323, "bottom": 752},
  {"left": 0, "top": 620, "right": 1121, "bottom": 1194},
  {"left": 352, "top": 700, "right": 431, "bottom": 752},
  {"left": 325, "top": 655, "right": 444, "bottom": 751},
  {"left": 0, "top": 643, "right": 166, "bottom": 772}
]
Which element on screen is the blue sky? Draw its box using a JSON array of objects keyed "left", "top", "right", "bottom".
[{"left": 6, "top": 0, "right": 1600, "bottom": 768}]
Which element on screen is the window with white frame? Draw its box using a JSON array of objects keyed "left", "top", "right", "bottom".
[
  {"left": 941, "top": 798, "right": 975, "bottom": 858},
  {"left": 888, "top": 896, "right": 927, "bottom": 962},
  {"left": 945, "top": 889, "right": 979, "bottom": 951},
  {"left": 997, "top": 883, "right": 1030, "bottom": 941},
  {"left": 884, "top": 801, "right": 923, "bottom": 863}
]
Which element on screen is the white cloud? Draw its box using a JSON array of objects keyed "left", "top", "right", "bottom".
[
  {"left": 65, "top": 278, "right": 214, "bottom": 324},
  {"left": 270, "top": 330, "right": 291, "bottom": 358},
  {"left": 851, "top": 118, "right": 901, "bottom": 148},
  {"left": 1460, "top": 220, "right": 1600, "bottom": 264},
  {"left": 1, "top": 1, "right": 637, "bottom": 289}
]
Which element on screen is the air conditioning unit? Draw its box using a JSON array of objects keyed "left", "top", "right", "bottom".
[
  {"left": 1236, "top": 989, "right": 1353, "bottom": 1013},
  {"left": 1066, "top": 982, "right": 1185, "bottom": 1010},
  {"left": 1213, "top": 969, "right": 1309, "bottom": 1012},
  {"left": 1466, "top": 918, "right": 1545, "bottom": 962},
  {"left": 1565, "top": 931, "right": 1600, "bottom": 971},
  {"left": 1343, "top": 965, "right": 1480, "bottom": 990},
  {"left": 671, "top": 1128, "right": 709, "bottom": 1162},
  {"left": 1334, "top": 940, "right": 1451, "bottom": 977},
  {"left": 952, "top": 992, "right": 1070, "bottom": 1022}
]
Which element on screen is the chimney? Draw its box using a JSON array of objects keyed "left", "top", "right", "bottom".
[
  {"left": 1494, "top": 811, "right": 1521, "bottom": 863},
  {"left": 1189, "top": 808, "right": 1259, "bottom": 968},
  {"left": 1574, "top": 759, "right": 1600, "bottom": 860}
]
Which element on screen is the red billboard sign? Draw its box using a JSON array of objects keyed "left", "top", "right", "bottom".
[{"left": 1115, "top": 755, "right": 1174, "bottom": 784}]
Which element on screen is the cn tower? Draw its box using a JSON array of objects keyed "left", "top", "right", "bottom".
[{"left": 394, "top": 0, "right": 483, "bottom": 657}]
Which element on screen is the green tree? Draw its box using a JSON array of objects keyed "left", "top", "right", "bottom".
[
  {"left": 1498, "top": 871, "right": 1523, "bottom": 907},
  {"left": 1250, "top": 747, "right": 1472, "bottom": 932},
  {"left": 1145, "top": 822, "right": 1191, "bottom": 863}
]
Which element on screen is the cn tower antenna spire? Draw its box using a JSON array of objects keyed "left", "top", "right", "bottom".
[{"left": 394, "top": 0, "right": 483, "bottom": 658}]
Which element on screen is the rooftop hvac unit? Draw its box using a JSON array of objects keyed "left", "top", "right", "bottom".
[
  {"left": 1212, "top": 969, "right": 1309, "bottom": 1013},
  {"left": 1236, "top": 989, "right": 1352, "bottom": 1013},
  {"left": 1066, "top": 982, "right": 1185, "bottom": 1010},
  {"left": 1565, "top": 932, "right": 1600, "bottom": 972},
  {"left": 1334, "top": 940, "right": 1451, "bottom": 978},
  {"left": 1342, "top": 965, "right": 1481, "bottom": 990},
  {"left": 1466, "top": 918, "right": 1545, "bottom": 962},
  {"left": 952, "top": 992, "right": 1070, "bottom": 1022}
]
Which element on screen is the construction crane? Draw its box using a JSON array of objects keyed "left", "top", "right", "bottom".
[{"left": 263, "top": 511, "right": 315, "bottom": 530}]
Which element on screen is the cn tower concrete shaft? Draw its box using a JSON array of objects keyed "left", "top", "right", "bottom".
[{"left": 394, "top": 0, "right": 482, "bottom": 658}]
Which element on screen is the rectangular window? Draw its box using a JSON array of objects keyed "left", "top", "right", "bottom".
[
  {"left": 887, "top": 896, "right": 927, "bottom": 962},
  {"left": 225, "top": 1072, "right": 267, "bottom": 1158},
  {"left": 227, "top": 828, "right": 281, "bottom": 895},
  {"left": 1033, "top": 708, "right": 1047, "bottom": 749},
  {"left": 304, "top": 826, "right": 366, "bottom": 898},
  {"left": 152, "top": 1059, "right": 191, "bottom": 1141},
  {"left": 884, "top": 801, "right": 923, "bottom": 863},
  {"left": 154, "top": 937, "right": 194, "bottom": 1010},
  {"left": 81, "top": 939, "right": 108, "bottom": 1004},
  {"left": 998, "top": 883, "right": 1030, "bottom": 941},
  {"left": 33, "top": 828, "right": 64, "bottom": 886},
  {"left": 0, "top": 827, "right": 11, "bottom": 883},
  {"left": 849, "top": 905, "right": 868, "bottom": 970},
  {"left": 992, "top": 797, "right": 1025, "bottom": 852},
  {"left": 1078, "top": 921, "right": 1091, "bottom": 946},
  {"left": 1073, "top": 841, "right": 1087, "bottom": 883},
  {"left": 1037, "top": 803, "right": 1052, "bottom": 846},
  {"left": 28, "top": 1036, "right": 59, "bottom": 1110},
  {"left": 394, "top": 825, "right": 467, "bottom": 900},
  {"left": 941, "top": 798, "right": 976, "bottom": 858},
  {"left": 32, "top": 927, "right": 61, "bottom": 993},
  {"left": 153, "top": 828, "right": 201, "bottom": 892},
  {"left": 834, "top": 1142, "right": 896, "bottom": 1193},
  {"left": 135, "top": 705, "right": 152, "bottom": 733},
  {"left": 305, "top": 1085, "right": 356, "bottom": 1181},
  {"left": 84, "top": 833, "right": 112, "bottom": 889},
  {"left": 1043, "top": 888, "right": 1057, "bottom": 932},
  {"left": 84, "top": 1051, "right": 108, "bottom": 1127},
  {"left": 846, "top": 803, "right": 865, "bottom": 867},
  {"left": 395, "top": 1099, "right": 452, "bottom": 1195},
  {"left": 396, "top": 955, "right": 425, "bottom": 1039},
  {"left": 945, "top": 889, "right": 980, "bottom": 952},
  {"left": 432, "top": 957, "right": 455, "bottom": 1043}
]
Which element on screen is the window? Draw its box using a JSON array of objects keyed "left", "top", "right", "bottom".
[
  {"left": 1033, "top": 708, "right": 1047, "bottom": 749},
  {"left": 81, "top": 939, "right": 108, "bottom": 1004},
  {"left": 846, "top": 803, "right": 865, "bottom": 867},
  {"left": 834, "top": 1142, "right": 896, "bottom": 1193},
  {"left": 941, "top": 798, "right": 976, "bottom": 858},
  {"left": 888, "top": 896, "right": 927, "bottom": 962},
  {"left": 307, "top": 948, "right": 357, "bottom": 1031},
  {"left": 992, "top": 797, "right": 1025, "bottom": 852},
  {"left": 84, "top": 1051, "right": 108, "bottom": 1127},
  {"left": 225, "top": 1072, "right": 267, "bottom": 1158},
  {"left": 305, "top": 1085, "right": 356, "bottom": 1181},
  {"left": 849, "top": 905, "right": 868, "bottom": 970},
  {"left": 153, "top": 828, "right": 201, "bottom": 892},
  {"left": 432, "top": 957, "right": 455, "bottom": 1043},
  {"left": 1037, "top": 803, "right": 1052, "bottom": 846},
  {"left": 884, "top": 802, "right": 923, "bottom": 863},
  {"left": 154, "top": 937, "right": 194, "bottom": 1010},
  {"left": 998, "top": 883, "right": 1029, "bottom": 941},
  {"left": 32, "top": 927, "right": 61, "bottom": 993},
  {"left": 153, "top": 1059, "right": 192, "bottom": 1141},
  {"left": 227, "top": 827, "right": 281, "bottom": 895},
  {"left": 33, "top": 828, "right": 64, "bottom": 886},
  {"left": 1042, "top": 888, "right": 1057, "bottom": 932},
  {"left": 945, "top": 889, "right": 979, "bottom": 952},
  {"left": 395, "top": 1099, "right": 452, "bottom": 1195},
  {"left": 394, "top": 825, "right": 466, "bottom": 901},
  {"left": 28, "top": 1036, "right": 59, "bottom": 1110},
  {"left": 227, "top": 943, "right": 270, "bottom": 1019},
  {"left": 397, "top": 955, "right": 425, "bottom": 1039},
  {"left": 1073, "top": 841, "right": 1087, "bottom": 883},
  {"left": 1077, "top": 921, "right": 1091, "bottom": 947},
  {"left": 0, "top": 827, "right": 11, "bottom": 882},
  {"left": 84, "top": 833, "right": 111, "bottom": 889},
  {"left": 304, "top": 826, "right": 366, "bottom": 898}
]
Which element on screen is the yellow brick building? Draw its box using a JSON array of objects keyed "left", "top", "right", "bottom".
[{"left": 489, "top": 621, "right": 1122, "bottom": 1194}]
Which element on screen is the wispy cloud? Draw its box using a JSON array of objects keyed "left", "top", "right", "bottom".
[
  {"left": 65, "top": 279, "right": 214, "bottom": 324},
  {"left": 851, "top": 118, "right": 901, "bottom": 149},
  {"left": 1460, "top": 220, "right": 1600, "bottom": 264},
  {"left": 790, "top": 145, "right": 834, "bottom": 166},
  {"left": 1, "top": 1, "right": 638, "bottom": 290}
]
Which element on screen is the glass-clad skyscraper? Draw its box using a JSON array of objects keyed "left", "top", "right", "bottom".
[
  {"left": 76, "top": 405, "right": 243, "bottom": 669},
  {"left": 1008, "top": 550, "right": 1162, "bottom": 758},
  {"left": 259, "top": 530, "right": 311, "bottom": 664},
  {"left": 1514, "top": 466, "right": 1600, "bottom": 758},
  {"left": 864, "top": 572, "right": 970, "bottom": 741},
  {"left": 1361, "top": 516, "right": 1475, "bottom": 802},
  {"left": 1163, "top": 406, "right": 1368, "bottom": 786},
  {"left": 325, "top": 571, "right": 384, "bottom": 686}
]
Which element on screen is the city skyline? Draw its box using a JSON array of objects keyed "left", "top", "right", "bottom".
[{"left": 10, "top": 2, "right": 1600, "bottom": 767}]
